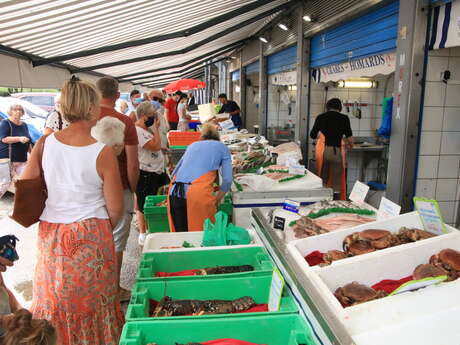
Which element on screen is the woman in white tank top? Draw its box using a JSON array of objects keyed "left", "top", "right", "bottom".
[{"left": 20, "top": 77, "right": 124, "bottom": 345}]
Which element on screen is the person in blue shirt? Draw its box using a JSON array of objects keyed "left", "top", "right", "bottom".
[
  {"left": 168, "top": 123, "right": 232, "bottom": 232},
  {"left": 0, "top": 104, "right": 31, "bottom": 198},
  {"left": 218, "top": 93, "right": 242, "bottom": 129}
]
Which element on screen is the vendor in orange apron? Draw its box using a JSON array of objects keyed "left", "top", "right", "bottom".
[
  {"left": 310, "top": 98, "right": 353, "bottom": 200},
  {"left": 167, "top": 123, "right": 233, "bottom": 232}
]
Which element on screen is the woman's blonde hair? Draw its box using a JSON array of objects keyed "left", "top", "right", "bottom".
[
  {"left": 136, "top": 101, "right": 154, "bottom": 120},
  {"left": 91, "top": 117, "right": 125, "bottom": 147},
  {"left": 60, "top": 77, "right": 100, "bottom": 123},
  {"left": 200, "top": 122, "right": 220, "bottom": 141},
  {"left": 3, "top": 309, "right": 56, "bottom": 345}
]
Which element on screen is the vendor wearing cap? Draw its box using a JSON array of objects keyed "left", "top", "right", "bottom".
[
  {"left": 167, "top": 123, "right": 232, "bottom": 232},
  {"left": 310, "top": 98, "right": 353, "bottom": 200},
  {"left": 218, "top": 93, "right": 242, "bottom": 129}
]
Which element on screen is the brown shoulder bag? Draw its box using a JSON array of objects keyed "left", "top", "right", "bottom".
[{"left": 10, "top": 135, "right": 49, "bottom": 228}]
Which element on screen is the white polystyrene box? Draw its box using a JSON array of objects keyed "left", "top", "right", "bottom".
[
  {"left": 142, "top": 227, "right": 262, "bottom": 253},
  {"left": 198, "top": 103, "right": 216, "bottom": 123},
  {"left": 352, "top": 305, "right": 460, "bottom": 345},
  {"left": 288, "top": 211, "right": 457, "bottom": 269},
  {"left": 309, "top": 231, "right": 460, "bottom": 336}
]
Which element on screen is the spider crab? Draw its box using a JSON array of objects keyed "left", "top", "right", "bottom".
[
  {"left": 343, "top": 229, "right": 398, "bottom": 256},
  {"left": 429, "top": 248, "right": 460, "bottom": 281},
  {"left": 334, "top": 282, "right": 387, "bottom": 307}
]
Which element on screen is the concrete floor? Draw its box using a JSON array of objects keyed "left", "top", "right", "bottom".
[{"left": 0, "top": 193, "right": 142, "bottom": 309}]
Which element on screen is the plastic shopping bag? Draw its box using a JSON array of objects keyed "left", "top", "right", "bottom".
[
  {"left": 226, "top": 223, "right": 251, "bottom": 245},
  {"left": 202, "top": 212, "right": 228, "bottom": 247},
  {"left": 202, "top": 211, "right": 251, "bottom": 247}
]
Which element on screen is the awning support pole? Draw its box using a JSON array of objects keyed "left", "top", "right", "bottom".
[{"left": 386, "top": 0, "right": 428, "bottom": 211}]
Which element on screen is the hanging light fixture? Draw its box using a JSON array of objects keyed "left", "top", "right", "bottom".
[
  {"left": 303, "top": 15, "right": 312, "bottom": 22},
  {"left": 278, "top": 22, "right": 289, "bottom": 31},
  {"left": 337, "top": 79, "right": 378, "bottom": 88},
  {"left": 259, "top": 36, "right": 268, "bottom": 43}
]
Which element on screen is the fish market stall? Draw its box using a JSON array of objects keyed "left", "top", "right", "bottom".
[
  {"left": 229, "top": 141, "right": 333, "bottom": 228},
  {"left": 250, "top": 207, "right": 460, "bottom": 345}
]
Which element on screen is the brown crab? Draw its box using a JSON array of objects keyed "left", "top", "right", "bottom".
[
  {"left": 429, "top": 248, "right": 460, "bottom": 281},
  {"left": 334, "top": 282, "right": 387, "bottom": 307},
  {"left": 397, "top": 227, "right": 436, "bottom": 244},
  {"left": 412, "top": 264, "right": 446, "bottom": 280},
  {"left": 321, "top": 250, "right": 348, "bottom": 266},
  {"left": 343, "top": 229, "right": 398, "bottom": 256}
]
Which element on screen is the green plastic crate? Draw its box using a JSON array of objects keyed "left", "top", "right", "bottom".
[
  {"left": 126, "top": 275, "right": 297, "bottom": 321},
  {"left": 136, "top": 247, "right": 273, "bottom": 281},
  {"left": 120, "top": 314, "right": 315, "bottom": 345},
  {"left": 143, "top": 195, "right": 169, "bottom": 233}
]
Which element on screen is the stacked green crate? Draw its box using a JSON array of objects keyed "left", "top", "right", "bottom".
[
  {"left": 136, "top": 247, "right": 273, "bottom": 281},
  {"left": 120, "top": 314, "right": 315, "bottom": 345},
  {"left": 122, "top": 205, "right": 314, "bottom": 345},
  {"left": 126, "top": 275, "right": 298, "bottom": 322},
  {"left": 143, "top": 195, "right": 169, "bottom": 233}
]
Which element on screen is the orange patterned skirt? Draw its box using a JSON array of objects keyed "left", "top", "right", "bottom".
[{"left": 31, "top": 218, "right": 124, "bottom": 345}]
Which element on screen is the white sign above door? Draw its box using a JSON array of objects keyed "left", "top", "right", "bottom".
[{"left": 313, "top": 52, "right": 396, "bottom": 83}]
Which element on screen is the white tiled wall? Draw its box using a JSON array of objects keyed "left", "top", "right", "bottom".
[
  {"left": 308, "top": 74, "right": 393, "bottom": 193},
  {"left": 416, "top": 47, "right": 460, "bottom": 226},
  {"left": 266, "top": 82, "right": 297, "bottom": 141}
]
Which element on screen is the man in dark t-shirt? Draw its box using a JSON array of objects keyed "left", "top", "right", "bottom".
[
  {"left": 310, "top": 98, "right": 353, "bottom": 199},
  {"left": 218, "top": 93, "right": 242, "bottom": 129}
]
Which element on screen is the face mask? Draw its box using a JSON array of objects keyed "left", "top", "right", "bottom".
[
  {"left": 144, "top": 117, "right": 155, "bottom": 127},
  {"left": 151, "top": 100, "right": 160, "bottom": 110},
  {"left": 134, "top": 97, "right": 143, "bottom": 104}
]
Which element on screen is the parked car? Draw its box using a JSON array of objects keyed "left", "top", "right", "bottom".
[
  {"left": 11, "top": 92, "right": 57, "bottom": 113},
  {"left": 0, "top": 97, "right": 45, "bottom": 143},
  {"left": 4, "top": 97, "right": 48, "bottom": 119}
]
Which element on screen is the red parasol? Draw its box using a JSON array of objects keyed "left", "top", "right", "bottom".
[{"left": 164, "top": 79, "right": 206, "bottom": 93}]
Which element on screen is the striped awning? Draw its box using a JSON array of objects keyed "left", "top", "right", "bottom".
[{"left": 429, "top": 1, "right": 460, "bottom": 50}]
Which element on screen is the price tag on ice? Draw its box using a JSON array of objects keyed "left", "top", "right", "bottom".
[
  {"left": 283, "top": 199, "right": 300, "bottom": 213},
  {"left": 268, "top": 268, "right": 285, "bottom": 311},
  {"left": 414, "top": 197, "right": 447, "bottom": 235},
  {"left": 288, "top": 165, "right": 306, "bottom": 176},
  {"left": 349, "top": 181, "right": 369, "bottom": 203},
  {"left": 377, "top": 197, "right": 401, "bottom": 221}
]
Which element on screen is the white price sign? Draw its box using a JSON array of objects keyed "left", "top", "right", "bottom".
[
  {"left": 349, "top": 181, "right": 369, "bottom": 203},
  {"left": 414, "top": 197, "right": 447, "bottom": 235},
  {"left": 377, "top": 197, "right": 401, "bottom": 220},
  {"left": 268, "top": 268, "right": 285, "bottom": 311},
  {"left": 288, "top": 165, "right": 306, "bottom": 175}
]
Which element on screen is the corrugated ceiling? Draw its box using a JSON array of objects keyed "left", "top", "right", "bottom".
[{"left": 0, "top": 0, "right": 292, "bottom": 86}]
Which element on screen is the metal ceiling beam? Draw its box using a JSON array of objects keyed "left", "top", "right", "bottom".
[
  {"left": 31, "top": 0, "right": 280, "bottom": 67},
  {"left": 116, "top": 40, "right": 244, "bottom": 79},
  {"left": 129, "top": 56, "right": 229, "bottom": 84},
  {"left": 119, "top": 45, "right": 241, "bottom": 82},
  {"left": 141, "top": 69, "right": 205, "bottom": 88},
  {"left": 68, "top": 2, "right": 293, "bottom": 73},
  {"left": 140, "top": 66, "right": 206, "bottom": 86}
]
